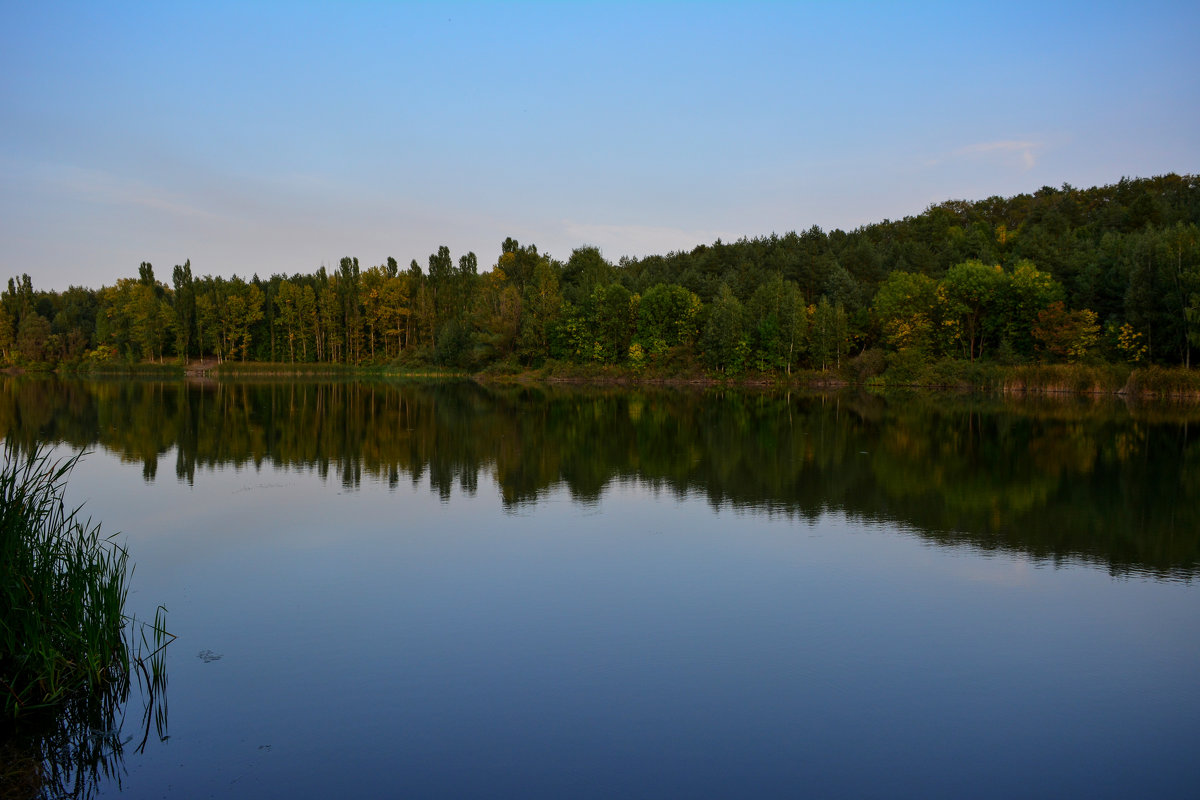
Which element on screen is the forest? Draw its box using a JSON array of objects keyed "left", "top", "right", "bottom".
[{"left": 3, "top": 174, "right": 1199, "bottom": 377}]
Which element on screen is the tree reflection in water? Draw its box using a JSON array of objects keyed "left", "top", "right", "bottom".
[{"left": 1, "top": 376, "right": 1197, "bottom": 579}]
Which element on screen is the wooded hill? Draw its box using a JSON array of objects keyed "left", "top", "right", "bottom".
[{"left": 4, "top": 174, "right": 1199, "bottom": 374}]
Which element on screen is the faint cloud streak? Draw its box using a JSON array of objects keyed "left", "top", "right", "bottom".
[
  {"left": 928, "top": 139, "right": 1045, "bottom": 171},
  {"left": 40, "top": 163, "right": 222, "bottom": 221}
]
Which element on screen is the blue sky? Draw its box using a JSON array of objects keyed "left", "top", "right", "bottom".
[{"left": 2, "top": 1, "right": 1197, "bottom": 290}]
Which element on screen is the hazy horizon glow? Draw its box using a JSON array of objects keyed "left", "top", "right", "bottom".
[{"left": 2, "top": 1, "right": 1197, "bottom": 290}]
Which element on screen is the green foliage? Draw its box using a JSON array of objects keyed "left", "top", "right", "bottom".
[
  {"left": 872, "top": 271, "right": 939, "bottom": 353},
  {"left": 560, "top": 283, "right": 637, "bottom": 365},
  {"left": 1114, "top": 321, "right": 1148, "bottom": 364},
  {"left": 627, "top": 341, "right": 646, "bottom": 371},
  {"left": 1033, "top": 302, "right": 1101, "bottom": 363},
  {"left": 16, "top": 314, "right": 53, "bottom": 365},
  {"left": 635, "top": 283, "right": 702, "bottom": 357},
  {"left": 1, "top": 447, "right": 127, "bottom": 716},
  {"left": 0, "top": 445, "right": 172, "bottom": 796},
  {"left": 746, "top": 274, "right": 807, "bottom": 372},
  {"left": 4, "top": 175, "right": 1200, "bottom": 374},
  {"left": 995, "top": 259, "right": 1063, "bottom": 358},
  {"left": 883, "top": 347, "right": 933, "bottom": 386},
  {"left": 51, "top": 287, "right": 98, "bottom": 363},
  {"left": 844, "top": 347, "right": 887, "bottom": 383},
  {"left": 172, "top": 260, "right": 195, "bottom": 361},
  {"left": 0, "top": 306, "right": 14, "bottom": 363},
  {"left": 809, "top": 296, "right": 849, "bottom": 370},
  {"left": 496, "top": 238, "right": 545, "bottom": 294},
  {"left": 589, "top": 283, "right": 636, "bottom": 364},
  {"left": 701, "top": 284, "right": 748, "bottom": 373},
  {"left": 434, "top": 318, "right": 473, "bottom": 368},
  {"left": 940, "top": 260, "right": 1004, "bottom": 360},
  {"left": 561, "top": 246, "right": 615, "bottom": 305},
  {"left": 517, "top": 259, "right": 563, "bottom": 364}
]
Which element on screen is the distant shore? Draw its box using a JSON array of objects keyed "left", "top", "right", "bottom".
[{"left": 6, "top": 358, "right": 1195, "bottom": 401}]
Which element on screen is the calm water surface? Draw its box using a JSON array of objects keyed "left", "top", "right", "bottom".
[{"left": 3, "top": 378, "right": 1198, "bottom": 798}]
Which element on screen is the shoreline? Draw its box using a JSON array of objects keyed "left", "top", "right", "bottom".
[{"left": 12, "top": 359, "right": 1199, "bottom": 401}]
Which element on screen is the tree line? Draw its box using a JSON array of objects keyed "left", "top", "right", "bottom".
[{"left": 3, "top": 174, "right": 1198, "bottom": 373}]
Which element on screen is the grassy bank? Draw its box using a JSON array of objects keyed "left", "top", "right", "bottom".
[
  {"left": 1119, "top": 365, "right": 1200, "bottom": 399},
  {"left": 470, "top": 355, "right": 1200, "bottom": 400},
  {"left": 212, "top": 360, "right": 468, "bottom": 379},
  {"left": 873, "top": 358, "right": 1200, "bottom": 399},
  {"left": 214, "top": 360, "right": 366, "bottom": 377},
  {"left": 20, "top": 353, "right": 1200, "bottom": 400},
  {"left": 65, "top": 362, "right": 184, "bottom": 378},
  {"left": 871, "top": 355, "right": 1134, "bottom": 395}
]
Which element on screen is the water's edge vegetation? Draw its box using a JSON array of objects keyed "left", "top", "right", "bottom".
[
  {"left": 1, "top": 448, "right": 130, "bottom": 718},
  {"left": 41, "top": 359, "right": 1200, "bottom": 402},
  {"left": 0, "top": 447, "right": 171, "bottom": 798}
]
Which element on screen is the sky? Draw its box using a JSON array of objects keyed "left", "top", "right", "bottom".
[{"left": 1, "top": 0, "right": 1197, "bottom": 291}]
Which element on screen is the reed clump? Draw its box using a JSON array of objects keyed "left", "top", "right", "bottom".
[
  {"left": 0, "top": 446, "right": 130, "bottom": 718},
  {"left": 1121, "top": 365, "right": 1200, "bottom": 399},
  {"left": 997, "top": 363, "right": 1131, "bottom": 395}
]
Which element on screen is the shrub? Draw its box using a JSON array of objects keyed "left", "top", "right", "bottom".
[
  {"left": 882, "top": 349, "right": 932, "bottom": 386},
  {"left": 844, "top": 348, "right": 887, "bottom": 383}
]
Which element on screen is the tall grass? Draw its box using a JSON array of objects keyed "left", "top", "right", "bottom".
[
  {"left": 1, "top": 445, "right": 172, "bottom": 797},
  {"left": 69, "top": 361, "right": 183, "bottom": 378},
  {"left": 1, "top": 444, "right": 175, "bottom": 717},
  {"left": 1, "top": 446, "right": 133, "bottom": 717},
  {"left": 1121, "top": 365, "right": 1200, "bottom": 398},
  {"left": 994, "top": 363, "right": 1131, "bottom": 395}
]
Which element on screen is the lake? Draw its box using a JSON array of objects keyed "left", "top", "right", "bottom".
[{"left": 3, "top": 378, "right": 1198, "bottom": 798}]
